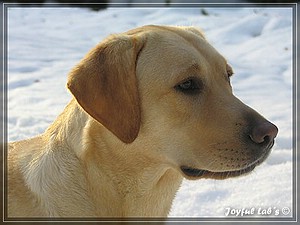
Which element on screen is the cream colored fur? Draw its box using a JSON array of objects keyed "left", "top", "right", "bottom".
[{"left": 8, "top": 25, "right": 277, "bottom": 217}]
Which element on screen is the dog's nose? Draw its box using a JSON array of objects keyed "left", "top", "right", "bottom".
[{"left": 250, "top": 121, "right": 278, "bottom": 145}]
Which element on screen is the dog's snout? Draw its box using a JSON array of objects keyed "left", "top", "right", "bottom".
[{"left": 249, "top": 121, "right": 278, "bottom": 145}]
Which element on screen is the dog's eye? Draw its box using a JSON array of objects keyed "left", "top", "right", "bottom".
[{"left": 175, "top": 78, "right": 202, "bottom": 95}]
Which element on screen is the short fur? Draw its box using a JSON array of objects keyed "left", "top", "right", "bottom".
[{"left": 8, "top": 25, "right": 277, "bottom": 217}]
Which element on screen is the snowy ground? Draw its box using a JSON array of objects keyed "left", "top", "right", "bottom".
[{"left": 7, "top": 5, "right": 293, "bottom": 219}]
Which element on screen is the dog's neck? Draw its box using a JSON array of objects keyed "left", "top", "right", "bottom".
[{"left": 46, "top": 99, "right": 183, "bottom": 217}]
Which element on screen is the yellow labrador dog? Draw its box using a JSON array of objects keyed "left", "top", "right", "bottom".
[{"left": 8, "top": 25, "right": 278, "bottom": 217}]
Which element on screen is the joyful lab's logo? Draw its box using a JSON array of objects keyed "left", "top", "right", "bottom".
[{"left": 224, "top": 207, "right": 291, "bottom": 217}]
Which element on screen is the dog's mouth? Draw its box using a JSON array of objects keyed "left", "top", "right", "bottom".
[
  {"left": 180, "top": 164, "right": 257, "bottom": 180},
  {"left": 180, "top": 145, "right": 273, "bottom": 180}
]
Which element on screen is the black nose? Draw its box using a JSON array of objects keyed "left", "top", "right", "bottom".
[{"left": 249, "top": 122, "right": 278, "bottom": 145}]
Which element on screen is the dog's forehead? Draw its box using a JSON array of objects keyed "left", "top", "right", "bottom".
[
  {"left": 152, "top": 26, "right": 223, "bottom": 65},
  {"left": 136, "top": 25, "right": 227, "bottom": 82}
]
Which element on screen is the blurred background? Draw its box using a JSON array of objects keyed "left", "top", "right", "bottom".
[{"left": 1, "top": 0, "right": 298, "bottom": 9}]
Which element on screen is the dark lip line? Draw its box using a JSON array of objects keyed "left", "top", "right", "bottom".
[
  {"left": 180, "top": 163, "right": 256, "bottom": 178},
  {"left": 180, "top": 141, "right": 275, "bottom": 178}
]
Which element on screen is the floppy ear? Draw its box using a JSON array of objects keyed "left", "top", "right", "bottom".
[{"left": 67, "top": 34, "right": 145, "bottom": 143}]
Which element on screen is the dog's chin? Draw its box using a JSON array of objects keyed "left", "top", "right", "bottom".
[
  {"left": 180, "top": 142, "right": 274, "bottom": 180},
  {"left": 180, "top": 164, "right": 257, "bottom": 180}
]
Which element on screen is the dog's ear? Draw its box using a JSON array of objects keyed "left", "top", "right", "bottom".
[{"left": 67, "top": 34, "right": 145, "bottom": 143}]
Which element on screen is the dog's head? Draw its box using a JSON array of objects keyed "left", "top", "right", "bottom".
[{"left": 67, "top": 25, "right": 278, "bottom": 180}]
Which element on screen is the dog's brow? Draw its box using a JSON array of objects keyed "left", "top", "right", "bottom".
[
  {"left": 177, "top": 62, "right": 200, "bottom": 74},
  {"left": 190, "top": 63, "right": 200, "bottom": 70},
  {"left": 181, "top": 62, "right": 200, "bottom": 72},
  {"left": 174, "top": 62, "right": 201, "bottom": 83}
]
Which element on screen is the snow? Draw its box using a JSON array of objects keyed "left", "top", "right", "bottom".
[{"left": 7, "top": 5, "right": 293, "bottom": 219}]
